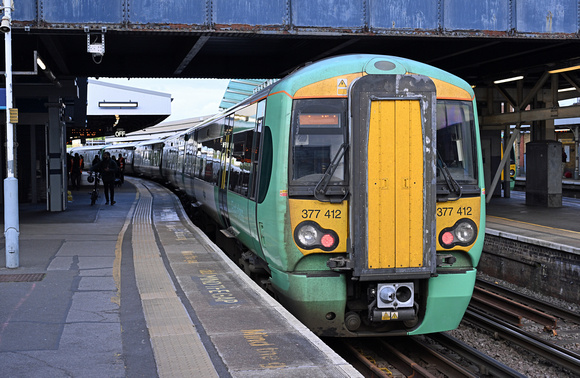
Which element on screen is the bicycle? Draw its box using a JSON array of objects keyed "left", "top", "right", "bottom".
[{"left": 87, "top": 172, "right": 101, "bottom": 205}]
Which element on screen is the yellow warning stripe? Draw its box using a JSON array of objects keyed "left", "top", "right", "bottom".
[{"left": 487, "top": 215, "right": 580, "bottom": 238}]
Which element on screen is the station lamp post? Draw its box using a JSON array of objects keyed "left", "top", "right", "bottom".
[{"left": 2, "top": 0, "right": 19, "bottom": 268}]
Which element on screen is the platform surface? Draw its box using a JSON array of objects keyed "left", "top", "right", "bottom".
[
  {"left": 0, "top": 176, "right": 359, "bottom": 377},
  {"left": 486, "top": 190, "right": 580, "bottom": 253}
]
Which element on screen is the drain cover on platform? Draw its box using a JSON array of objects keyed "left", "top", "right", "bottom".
[{"left": 0, "top": 273, "right": 46, "bottom": 282}]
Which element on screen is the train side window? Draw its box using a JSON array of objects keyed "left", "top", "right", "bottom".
[
  {"left": 201, "top": 138, "right": 222, "bottom": 184},
  {"left": 257, "top": 126, "right": 273, "bottom": 204},
  {"left": 229, "top": 130, "right": 253, "bottom": 196}
]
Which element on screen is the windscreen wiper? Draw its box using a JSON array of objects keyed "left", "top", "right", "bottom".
[
  {"left": 315, "top": 143, "right": 349, "bottom": 203},
  {"left": 437, "top": 152, "right": 463, "bottom": 201}
]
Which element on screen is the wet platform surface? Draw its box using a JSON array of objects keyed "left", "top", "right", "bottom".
[{"left": 0, "top": 177, "right": 358, "bottom": 377}]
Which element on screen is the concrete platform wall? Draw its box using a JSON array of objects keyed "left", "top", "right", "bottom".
[{"left": 480, "top": 234, "right": 580, "bottom": 304}]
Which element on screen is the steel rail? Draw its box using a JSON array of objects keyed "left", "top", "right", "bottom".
[
  {"left": 382, "top": 337, "right": 478, "bottom": 378},
  {"left": 464, "top": 309, "right": 580, "bottom": 376},
  {"left": 476, "top": 279, "right": 580, "bottom": 324},
  {"left": 429, "top": 333, "right": 526, "bottom": 378},
  {"left": 342, "top": 342, "right": 392, "bottom": 378},
  {"left": 471, "top": 286, "right": 558, "bottom": 328},
  {"left": 376, "top": 340, "right": 435, "bottom": 378}
]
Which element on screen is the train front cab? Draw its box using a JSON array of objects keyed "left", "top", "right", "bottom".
[{"left": 277, "top": 57, "right": 484, "bottom": 337}]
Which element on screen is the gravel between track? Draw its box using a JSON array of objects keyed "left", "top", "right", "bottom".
[{"left": 445, "top": 273, "right": 580, "bottom": 377}]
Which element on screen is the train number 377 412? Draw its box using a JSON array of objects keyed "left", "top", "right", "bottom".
[
  {"left": 436, "top": 206, "right": 472, "bottom": 217},
  {"left": 301, "top": 209, "right": 342, "bottom": 219}
]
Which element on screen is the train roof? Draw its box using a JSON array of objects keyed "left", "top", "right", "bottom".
[
  {"left": 103, "top": 142, "right": 139, "bottom": 150},
  {"left": 68, "top": 145, "right": 108, "bottom": 154},
  {"left": 134, "top": 138, "right": 167, "bottom": 147},
  {"left": 270, "top": 54, "right": 474, "bottom": 99},
  {"left": 157, "top": 54, "right": 475, "bottom": 141}
]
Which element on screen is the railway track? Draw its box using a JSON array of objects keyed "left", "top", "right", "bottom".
[
  {"left": 463, "top": 309, "right": 580, "bottom": 376},
  {"left": 330, "top": 278, "right": 580, "bottom": 377},
  {"left": 475, "top": 279, "right": 580, "bottom": 325},
  {"left": 466, "top": 279, "right": 580, "bottom": 376},
  {"left": 330, "top": 335, "right": 523, "bottom": 378}
]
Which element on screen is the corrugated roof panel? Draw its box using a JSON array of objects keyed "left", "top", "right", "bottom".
[{"left": 219, "top": 79, "right": 266, "bottom": 110}]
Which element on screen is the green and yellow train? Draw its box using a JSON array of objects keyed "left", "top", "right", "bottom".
[{"left": 133, "top": 54, "right": 485, "bottom": 337}]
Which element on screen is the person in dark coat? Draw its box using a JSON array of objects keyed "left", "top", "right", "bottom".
[
  {"left": 70, "top": 153, "right": 82, "bottom": 190},
  {"left": 91, "top": 151, "right": 118, "bottom": 205},
  {"left": 92, "top": 154, "right": 101, "bottom": 166},
  {"left": 117, "top": 154, "right": 125, "bottom": 185}
]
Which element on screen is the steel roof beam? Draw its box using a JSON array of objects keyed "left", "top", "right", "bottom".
[{"left": 174, "top": 35, "right": 210, "bottom": 75}]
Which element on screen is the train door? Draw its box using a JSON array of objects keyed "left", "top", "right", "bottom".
[
  {"left": 349, "top": 74, "right": 437, "bottom": 279},
  {"left": 218, "top": 119, "right": 234, "bottom": 229},
  {"left": 247, "top": 100, "right": 267, "bottom": 256}
]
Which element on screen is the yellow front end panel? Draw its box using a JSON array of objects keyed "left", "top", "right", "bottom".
[
  {"left": 289, "top": 199, "right": 348, "bottom": 255},
  {"left": 436, "top": 196, "right": 481, "bottom": 251},
  {"left": 367, "top": 100, "right": 424, "bottom": 269}
]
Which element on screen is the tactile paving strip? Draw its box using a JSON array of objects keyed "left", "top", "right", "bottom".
[{"left": 132, "top": 185, "right": 218, "bottom": 377}]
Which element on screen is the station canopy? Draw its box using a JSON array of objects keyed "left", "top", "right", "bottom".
[{"left": 71, "top": 79, "right": 171, "bottom": 139}]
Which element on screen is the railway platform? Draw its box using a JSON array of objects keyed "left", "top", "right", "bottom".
[
  {"left": 487, "top": 188, "right": 580, "bottom": 250},
  {"left": 0, "top": 177, "right": 359, "bottom": 377}
]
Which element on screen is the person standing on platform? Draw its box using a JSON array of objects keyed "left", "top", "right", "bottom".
[
  {"left": 67, "top": 153, "right": 73, "bottom": 186},
  {"left": 71, "top": 153, "right": 82, "bottom": 190},
  {"left": 91, "top": 151, "right": 118, "bottom": 205},
  {"left": 92, "top": 154, "right": 101, "bottom": 167},
  {"left": 117, "top": 154, "right": 125, "bottom": 185}
]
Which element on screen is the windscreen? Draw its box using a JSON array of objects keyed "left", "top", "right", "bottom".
[
  {"left": 291, "top": 98, "right": 348, "bottom": 186},
  {"left": 436, "top": 100, "right": 478, "bottom": 185}
]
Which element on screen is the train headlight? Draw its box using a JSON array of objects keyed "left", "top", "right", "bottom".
[
  {"left": 297, "top": 224, "right": 318, "bottom": 247},
  {"left": 294, "top": 221, "right": 339, "bottom": 251},
  {"left": 439, "top": 219, "right": 478, "bottom": 248},
  {"left": 455, "top": 222, "right": 475, "bottom": 243}
]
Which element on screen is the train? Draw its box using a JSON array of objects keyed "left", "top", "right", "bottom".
[{"left": 87, "top": 54, "right": 486, "bottom": 337}]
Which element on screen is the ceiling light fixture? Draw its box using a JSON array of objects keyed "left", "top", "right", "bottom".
[
  {"left": 36, "top": 57, "right": 46, "bottom": 70},
  {"left": 558, "top": 87, "right": 577, "bottom": 93},
  {"left": 548, "top": 65, "right": 580, "bottom": 74},
  {"left": 493, "top": 76, "right": 524, "bottom": 84},
  {"left": 98, "top": 101, "right": 138, "bottom": 108}
]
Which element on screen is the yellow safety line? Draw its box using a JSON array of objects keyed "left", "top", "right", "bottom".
[{"left": 487, "top": 215, "right": 580, "bottom": 236}]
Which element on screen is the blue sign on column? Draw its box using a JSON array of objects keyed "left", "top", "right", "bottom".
[{"left": 0, "top": 88, "right": 5, "bottom": 109}]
